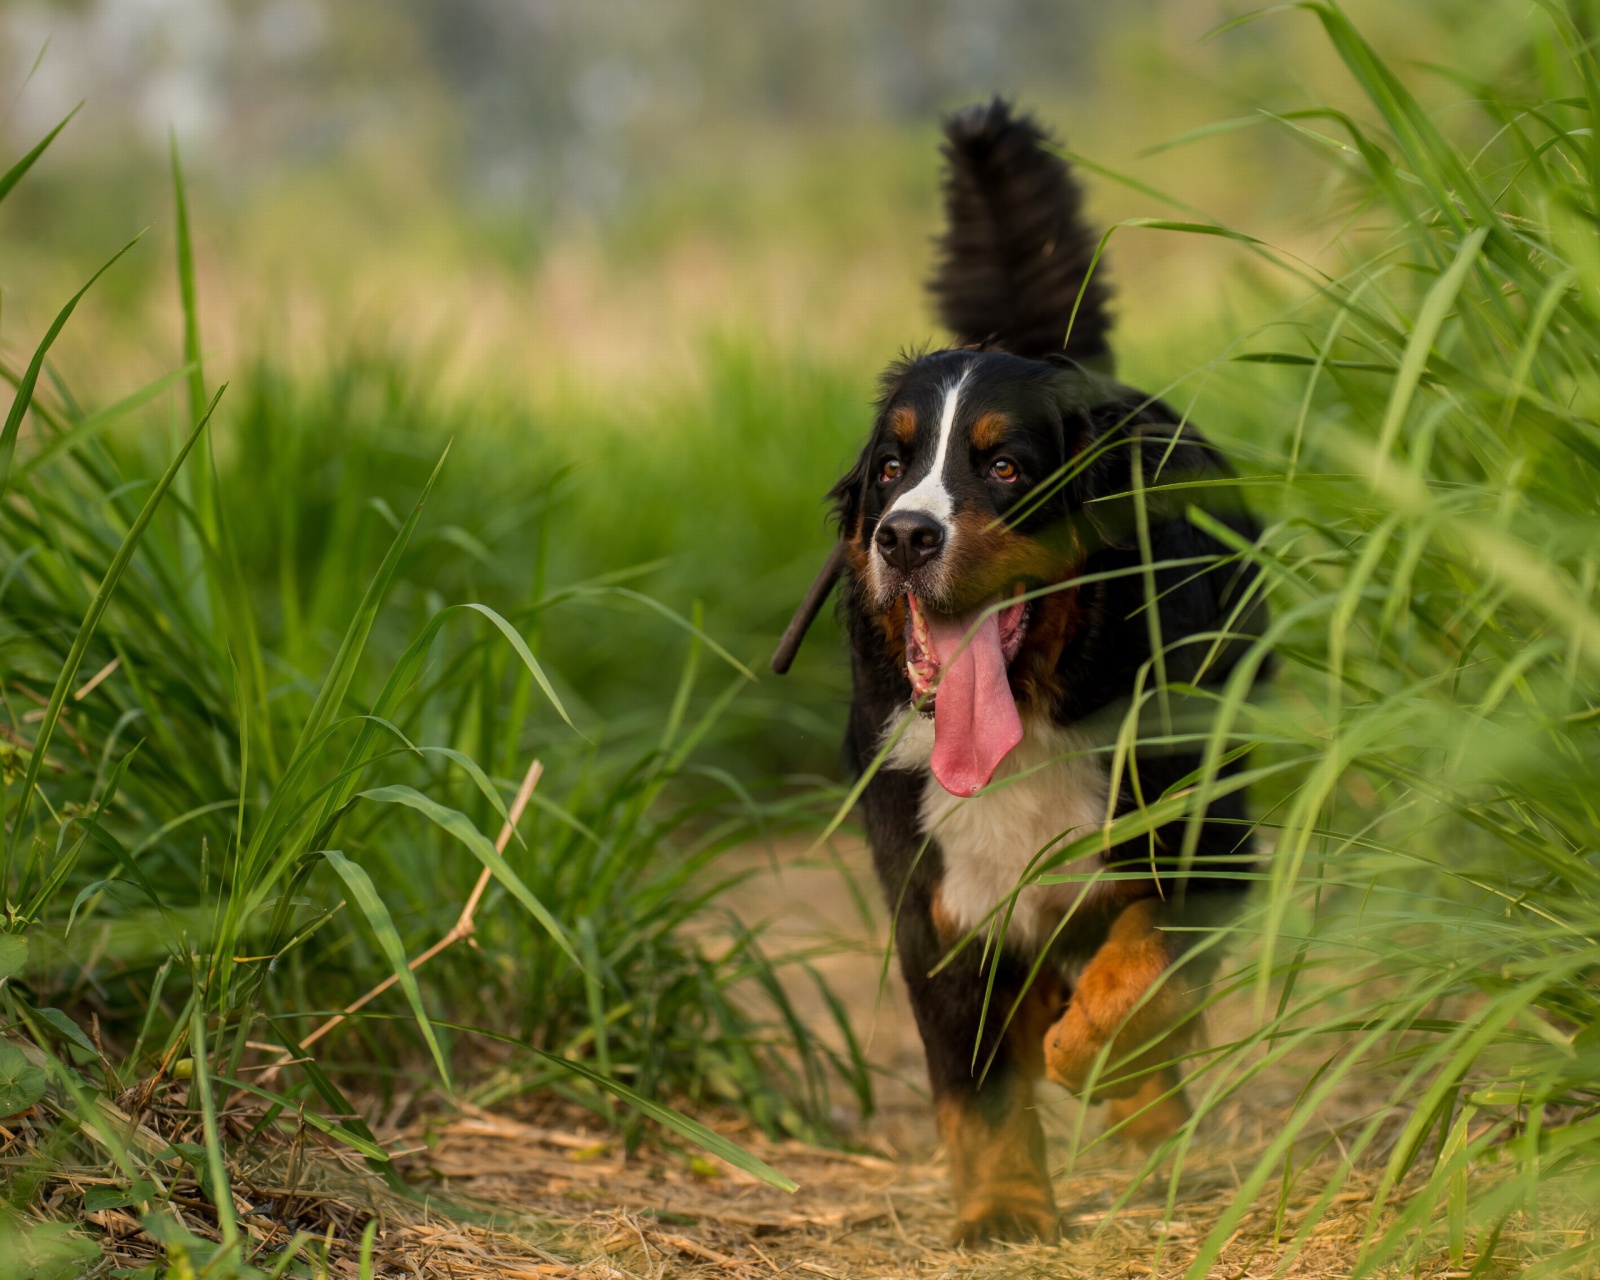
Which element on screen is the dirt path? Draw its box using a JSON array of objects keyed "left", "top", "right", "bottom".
[
  {"left": 374, "top": 841, "right": 1504, "bottom": 1279},
  {"left": 80, "top": 841, "right": 1546, "bottom": 1277}
]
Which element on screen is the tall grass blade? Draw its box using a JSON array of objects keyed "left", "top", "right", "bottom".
[
  {"left": 169, "top": 136, "right": 206, "bottom": 432},
  {"left": 0, "top": 103, "right": 79, "bottom": 206},
  {"left": 187, "top": 1007, "right": 238, "bottom": 1247},
  {"left": 320, "top": 849, "right": 452, "bottom": 1088},
  {"left": 0, "top": 236, "right": 142, "bottom": 498},
  {"left": 288, "top": 443, "right": 450, "bottom": 761},
  {"left": 522, "top": 1042, "right": 797, "bottom": 1192},
  {"left": 3, "top": 385, "right": 222, "bottom": 869},
  {"left": 356, "top": 784, "right": 579, "bottom": 965}
]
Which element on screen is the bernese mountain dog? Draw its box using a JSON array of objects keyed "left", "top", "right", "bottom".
[{"left": 772, "top": 100, "right": 1264, "bottom": 1245}]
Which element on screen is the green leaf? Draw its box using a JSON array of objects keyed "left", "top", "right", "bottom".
[
  {"left": 522, "top": 1044, "right": 797, "bottom": 1193},
  {"left": 170, "top": 135, "right": 206, "bottom": 429},
  {"left": 1371, "top": 225, "right": 1488, "bottom": 470},
  {"left": 357, "top": 784, "right": 579, "bottom": 966},
  {"left": 1232, "top": 352, "right": 1440, "bottom": 385},
  {"left": 0, "top": 1044, "right": 47, "bottom": 1116},
  {"left": 0, "top": 935, "right": 26, "bottom": 983},
  {"left": 83, "top": 1186, "right": 131, "bottom": 1214},
  {"left": 16, "top": 365, "right": 196, "bottom": 481},
  {"left": 288, "top": 443, "right": 450, "bottom": 762},
  {"left": 424, "top": 1016, "right": 796, "bottom": 1193},
  {"left": 461, "top": 602, "right": 577, "bottom": 730},
  {"left": 1124, "top": 217, "right": 1266, "bottom": 245},
  {"left": 271, "top": 1043, "right": 400, "bottom": 1188},
  {"left": 185, "top": 1007, "right": 238, "bottom": 1245},
  {"left": 35, "top": 1008, "right": 95, "bottom": 1056},
  {"left": 0, "top": 234, "right": 143, "bottom": 500},
  {"left": 83, "top": 1182, "right": 157, "bottom": 1214},
  {"left": 574, "top": 587, "right": 756, "bottom": 682},
  {"left": 0, "top": 104, "right": 80, "bottom": 207},
  {"left": 320, "top": 850, "right": 452, "bottom": 1088},
  {"left": 155, "top": 1140, "right": 207, "bottom": 1167}
]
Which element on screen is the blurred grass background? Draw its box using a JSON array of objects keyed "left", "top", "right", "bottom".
[
  {"left": 0, "top": 0, "right": 1521, "bottom": 775},
  {"left": 6, "top": 2, "right": 1600, "bottom": 1276}
]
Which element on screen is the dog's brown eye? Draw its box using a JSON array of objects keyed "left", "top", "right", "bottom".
[
  {"left": 989, "top": 458, "right": 1019, "bottom": 482},
  {"left": 879, "top": 458, "right": 903, "bottom": 483}
]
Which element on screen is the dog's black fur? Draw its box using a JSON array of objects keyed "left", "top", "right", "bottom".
[{"left": 821, "top": 101, "right": 1264, "bottom": 1245}]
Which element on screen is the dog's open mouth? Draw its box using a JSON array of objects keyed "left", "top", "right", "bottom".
[
  {"left": 904, "top": 587, "right": 1029, "bottom": 700},
  {"left": 903, "top": 587, "right": 1030, "bottom": 797}
]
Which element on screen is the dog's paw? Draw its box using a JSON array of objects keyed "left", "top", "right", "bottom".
[
  {"left": 1044, "top": 991, "right": 1181, "bottom": 1099},
  {"left": 1043, "top": 997, "right": 1127, "bottom": 1097},
  {"left": 949, "top": 1195, "right": 1061, "bottom": 1247},
  {"left": 1043, "top": 900, "right": 1192, "bottom": 1099},
  {"left": 938, "top": 1081, "right": 1059, "bottom": 1248}
]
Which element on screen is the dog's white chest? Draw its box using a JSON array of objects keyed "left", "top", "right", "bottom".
[{"left": 885, "top": 714, "right": 1110, "bottom": 952}]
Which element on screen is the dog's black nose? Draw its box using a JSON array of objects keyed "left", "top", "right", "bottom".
[{"left": 875, "top": 511, "right": 945, "bottom": 572}]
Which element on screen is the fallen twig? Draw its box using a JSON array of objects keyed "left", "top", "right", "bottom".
[{"left": 262, "top": 758, "right": 544, "bottom": 1078}]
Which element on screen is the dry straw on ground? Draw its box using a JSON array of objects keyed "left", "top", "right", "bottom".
[{"left": 22, "top": 1074, "right": 1578, "bottom": 1279}]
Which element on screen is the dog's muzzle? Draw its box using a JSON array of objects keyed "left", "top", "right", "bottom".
[{"left": 875, "top": 511, "right": 946, "bottom": 574}]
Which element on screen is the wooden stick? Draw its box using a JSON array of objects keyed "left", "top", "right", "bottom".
[
  {"left": 268, "top": 758, "right": 544, "bottom": 1068},
  {"left": 769, "top": 541, "right": 844, "bottom": 675}
]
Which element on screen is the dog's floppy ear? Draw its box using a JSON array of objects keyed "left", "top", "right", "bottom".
[
  {"left": 827, "top": 438, "right": 873, "bottom": 545},
  {"left": 773, "top": 357, "right": 914, "bottom": 674}
]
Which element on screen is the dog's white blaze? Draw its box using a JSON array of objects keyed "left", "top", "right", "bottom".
[
  {"left": 883, "top": 713, "right": 1111, "bottom": 952},
  {"left": 882, "top": 367, "right": 970, "bottom": 529}
]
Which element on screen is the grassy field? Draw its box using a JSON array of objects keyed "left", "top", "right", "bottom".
[{"left": 3, "top": 2, "right": 1600, "bottom": 1276}]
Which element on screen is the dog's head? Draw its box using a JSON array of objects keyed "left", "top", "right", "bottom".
[
  {"left": 834, "top": 349, "right": 1094, "bottom": 615},
  {"left": 769, "top": 99, "right": 1175, "bottom": 797},
  {"left": 831, "top": 348, "right": 1119, "bottom": 794}
]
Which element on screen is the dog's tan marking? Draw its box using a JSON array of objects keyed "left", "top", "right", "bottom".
[
  {"left": 971, "top": 410, "right": 1010, "bottom": 450},
  {"left": 942, "top": 511, "right": 1077, "bottom": 611},
  {"left": 1043, "top": 897, "right": 1197, "bottom": 1099},
  {"left": 1010, "top": 586, "right": 1080, "bottom": 713},
  {"left": 920, "top": 512, "right": 1083, "bottom": 714},
  {"left": 890, "top": 404, "right": 918, "bottom": 444},
  {"left": 868, "top": 594, "right": 907, "bottom": 666},
  {"left": 937, "top": 1077, "right": 1059, "bottom": 1245}
]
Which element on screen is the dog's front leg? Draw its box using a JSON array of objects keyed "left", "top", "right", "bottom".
[
  {"left": 896, "top": 890, "right": 1063, "bottom": 1245},
  {"left": 1042, "top": 897, "right": 1197, "bottom": 1143}
]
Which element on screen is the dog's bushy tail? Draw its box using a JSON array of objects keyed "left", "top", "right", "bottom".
[{"left": 931, "top": 98, "right": 1112, "bottom": 365}]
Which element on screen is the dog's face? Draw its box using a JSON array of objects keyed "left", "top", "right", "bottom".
[
  {"left": 850, "top": 351, "right": 1086, "bottom": 612},
  {"left": 833, "top": 349, "right": 1106, "bottom": 792}
]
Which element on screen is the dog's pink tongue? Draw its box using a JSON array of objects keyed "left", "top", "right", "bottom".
[{"left": 925, "top": 610, "right": 1024, "bottom": 797}]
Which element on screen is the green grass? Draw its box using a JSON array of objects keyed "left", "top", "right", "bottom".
[
  {"left": 215, "top": 340, "right": 864, "bottom": 776},
  {"left": 5, "top": 2, "right": 1600, "bottom": 1276},
  {"left": 0, "top": 109, "right": 872, "bottom": 1278},
  {"left": 994, "top": 4, "right": 1600, "bottom": 1274}
]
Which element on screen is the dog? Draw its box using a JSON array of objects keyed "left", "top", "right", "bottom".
[{"left": 771, "top": 99, "right": 1265, "bottom": 1244}]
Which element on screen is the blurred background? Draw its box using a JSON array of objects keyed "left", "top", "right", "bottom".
[
  {"left": 0, "top": 0, "right": 1518, "bottom": 779},
  {"left": 3, "top": 0, "right": 1333, "bottom": 378}
]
